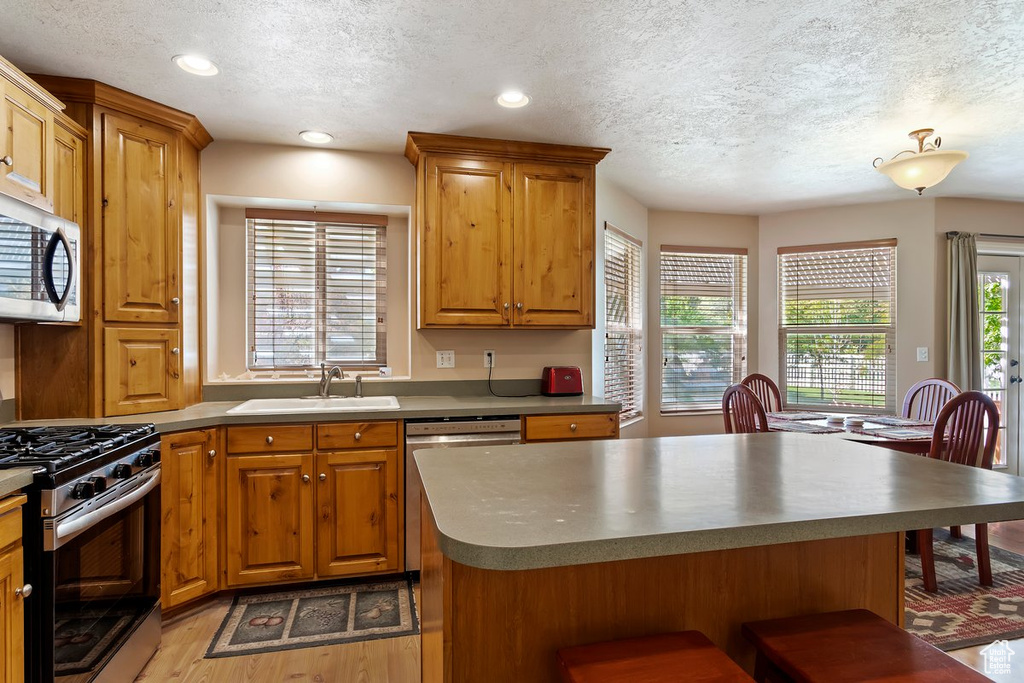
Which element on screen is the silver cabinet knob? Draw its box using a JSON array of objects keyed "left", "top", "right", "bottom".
[
  {"left": 503, "top": 302, "right": 510, "bottom": 309},
  {"left": 171, "top": 297, "right": 180, "bottom": 305},
  {"left": 319, "top": 473, "right": 326, "bottom": 482},
  {"left": 570, "top": 423, "right": 578, "bottom": 432},
  {"left": 171, "top": 347, "right": 180, "bottom": 355},
  {"left": 208, "top": 449, "right": 216, "bottom": 460},
  {"left": 0, "top": 156, "right": 12, "bottom": 167},
  {"left": 516, "top": 302, "right": 523, "bottom": 310},
  {"left": 302, "top": 474, "right": 310, "bottom": 483},
  {"left": 354, "top": 432, "right": 362, "bottom": 441},
  {"left": 15, "top": 584, "right": 31, "bottom": 598},
  {"left": 265, "top": 436, "right": 274, "bottom": 445}
]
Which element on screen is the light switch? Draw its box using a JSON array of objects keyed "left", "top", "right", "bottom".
[
  {"left": 436, "top": 350, "right": 455, "bottom": 368},
  {"left": 916, "top": 347, "right": 929, "bottom": 362}
]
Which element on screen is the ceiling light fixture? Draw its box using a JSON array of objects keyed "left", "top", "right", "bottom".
[
  {"left": 496, "top": 91, "right": 530, "bottom": 108},
  {"left": 172, "top": 54, "right": 220, "bottom": 76},
  {"left": 299, "top": 130, "right": 334, "bottom": 144},
  {"left": 873, "top": 129, "right": 968, "bottom": 195}
]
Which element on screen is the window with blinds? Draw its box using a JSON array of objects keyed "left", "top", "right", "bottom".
[
  {"left": 246, "top": 210, "right": 387, "bottom": 370},
  {"left": 660, "top": 247, "right": 747, "bottom": 413},
  {"left": 778, "top": 240, "right": 896, "bottom": 411},
  {"left": 604, "top": 225, "right": 643, "bottom": 422}
]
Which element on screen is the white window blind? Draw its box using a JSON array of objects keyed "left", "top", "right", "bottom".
[
  {"left": 246, "top": 210, "right": 387, "bottom": 370},
  {"left": 604, "top": 225, "right": 643, "bottom": 422},
  {"left": 660, "top": 247, "right": 747, "bottom": 412},
  {"left": 778, "top": 240, "right": 896, "bottom": 411}
]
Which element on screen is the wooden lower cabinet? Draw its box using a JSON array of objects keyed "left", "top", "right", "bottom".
[
  {"left": 226, "top": 453, "right": 315, "bottom": 586},
  {"left": 161, "top": 429, "right": 219, "bottom": 609},
  {"left": 0, "top": 495, "right": 26, "bottom": 683},
  {"left": 316, "top": 449, "right": 400, "bottom": 577}
]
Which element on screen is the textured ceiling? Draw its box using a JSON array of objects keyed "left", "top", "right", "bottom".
[{"left": 2, "top": 0, "right": 1023, "bottom": 213}]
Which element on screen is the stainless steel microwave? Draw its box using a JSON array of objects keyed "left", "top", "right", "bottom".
[{"left": 0, "top": 193, "right": 80, "bottom": 323}]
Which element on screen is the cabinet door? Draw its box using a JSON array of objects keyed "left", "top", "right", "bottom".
[
  {"left": 102, "top": 112, "right": 180, "bottom": 323},
  {"left": 103, "top": 327, "right": 182, "bottom": 416},
  {"left": 512, "top": 162, "right": 595, "bottom": 327},
  {"left": 421, "top": 156, "right": 512, "bottom": 327},
  {"left": 315, "top": 449, "right": 400, "bottom": 577},
  {"left": 226, "top": 453, "right": 314, "bottom": 586},
  {"left": 0, "top": 547, "right": 22, "bottom": 683},
  {"left": 52, "top": 116, "right": 86, "bottom": 225},
  {"left": 161, "top": 429, "right": 219, "bottom": 609},
  {"left": 0, "top": 81, "right": 53, "bottom": 211}
]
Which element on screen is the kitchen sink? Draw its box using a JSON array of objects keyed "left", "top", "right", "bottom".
[{"left": 226, "top": 396, "right": 400, "bottom": 415}]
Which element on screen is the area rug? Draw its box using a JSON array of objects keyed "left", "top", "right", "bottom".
[
  {"left": 905, "top": 531, "right": 1024, "bottom": 650},
  {"left": 205, "top": 576, "right": 419, "bottom": 658},
  {"left": 55, "top": 608, "right": 140, "bottom": 674}
]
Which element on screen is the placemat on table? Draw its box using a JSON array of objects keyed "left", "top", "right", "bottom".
[
  {"left": 861, "top": 415, "right": 933, "bottom": 427},
  {"left": 855, "top": 425, "right": 934, "bottom": 440},
  {"left": 766, "top": 411, "right": 828, "bottom": 421},
  {"left": 767, "top": 420, "right": 843, "bottom": 434}
]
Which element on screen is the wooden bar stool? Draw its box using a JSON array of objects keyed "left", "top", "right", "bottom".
[
  {"left": 557, "top": 631, "right": 754, "bottom": 682},
  {"left": 741, "top": 609, "right": 989, "bottom": 682}
]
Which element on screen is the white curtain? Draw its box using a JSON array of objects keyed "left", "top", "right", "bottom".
[{"left": 947, "top": 232, "right": 982, "bottom": 390}]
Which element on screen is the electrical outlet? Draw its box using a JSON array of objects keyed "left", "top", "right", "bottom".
[
  {"left": 916, "top": 347, "right": 929, "bottom": 362},
  {"left": 484, "top": 350, "right": 495, "bottom": 368},
  {"left": 436, "top": 350, "right": 455, "bottom": 368}
]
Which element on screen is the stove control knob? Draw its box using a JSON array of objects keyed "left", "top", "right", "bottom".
[
  {"left": 70, "top": 481, "right": 95, "bottom": 499},
  {"left": 88, "top": 476, "right": 107, "bottom": 494},
  {"left": 134, "top": 452, "right": 153, "bottom": 468},
  {"left": 112, "top": 464, "right": 133, "bottom": 479},
  {"left": 149, "top": 448, "right": 161, "bottom": 464}
]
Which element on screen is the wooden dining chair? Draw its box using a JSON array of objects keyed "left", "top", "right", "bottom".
[
  {"left": 740, "top": 373, "right": 783, "bottom": 413},
  {"left": 722, "top": 384, "right": 769, "bottom": 434},
  {"left": 918, "top": 390, "right": 1000, "bottom": 592},
  {"left": 901, "top": 378, "right": 961, "bottom": 421}
]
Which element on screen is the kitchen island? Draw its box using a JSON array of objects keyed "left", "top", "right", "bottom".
[{"left": 415, "top": 432, "right": 1024, "bottom": 681}]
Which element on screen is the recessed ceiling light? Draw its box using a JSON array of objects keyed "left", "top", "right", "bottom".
[
  {"left": 173, "top": 54, "right": 219, "bottom": 76},
  {"left": 299, "top": 130, "right": 334, "bottom": 144},
  {"left": 496, "top": 91, "right": 530, "bottom": 108}
]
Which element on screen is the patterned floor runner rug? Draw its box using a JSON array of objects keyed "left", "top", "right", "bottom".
[
  {"left": 206, "top": 576, "right": 419, "bottom": 658},
  {"left": 906, "top": 532, "right": 1024, "bottom": 650}
]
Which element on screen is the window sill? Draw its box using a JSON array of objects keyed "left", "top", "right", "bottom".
[
  {"left": 659, "top": 409, "right": 722, "bottom": 417},
  {"left": 619, "top": 415, "right": 645, "bottom": 429}
]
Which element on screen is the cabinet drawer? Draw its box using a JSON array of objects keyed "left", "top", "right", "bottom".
[
  {"left": 227, "top": 425, "right": 313, "bottom": 454},
  {"left": 524, "top": 413, "right": 619, "bottom": 442},
  {"left": 318, "top": 421, "right": 398, "bottom": 450}
]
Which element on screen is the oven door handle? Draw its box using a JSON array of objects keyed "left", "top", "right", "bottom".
[{"left": 53, "top": 470, "right": 161, "bottom": 547}]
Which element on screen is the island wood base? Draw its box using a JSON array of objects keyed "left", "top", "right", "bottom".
[{"left": 421, "top": 506, "right": 904, "bottom": 682}]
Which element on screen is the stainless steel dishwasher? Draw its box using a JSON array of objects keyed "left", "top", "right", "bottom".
[{"left": 404, "top": 416, "right": 522, "bottom": 571}]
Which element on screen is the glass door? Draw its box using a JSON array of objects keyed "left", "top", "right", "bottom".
[{"left": 978, "top": 255, "right": 1021, "bottom": 475}]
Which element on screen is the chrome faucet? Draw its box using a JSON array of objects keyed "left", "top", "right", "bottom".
[{"left": 319, "top": 362, "right": 344, "bottom": 397}]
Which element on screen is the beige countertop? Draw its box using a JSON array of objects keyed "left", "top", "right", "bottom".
[
  {"left": 415, "top": 432, "right": 1024, "bottom": 571},
  {"left": 3, "top": 394, "right": 619, "bottom": 432},
  {"left": 0, "top": 468, "right": 35, "bottom": 498}
]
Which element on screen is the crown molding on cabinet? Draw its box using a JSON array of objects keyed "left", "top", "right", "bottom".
[
  {"left": 0, "top": 55, "right": 65, "bottom": 112},
  {"left": 29, "top": 75, "right": 213, "bottom": 150},
  {"left": 404, "top": 131, "right": 610, "bottom": 166}
]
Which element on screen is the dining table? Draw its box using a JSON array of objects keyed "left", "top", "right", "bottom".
[{"left": 766, "top": 410, "right": 935, "bottom": 455}]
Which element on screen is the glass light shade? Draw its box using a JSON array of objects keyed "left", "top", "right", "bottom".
[
  {"left": 875, "top": 149, "right": 968, "bottom": 193},
  {"left": 495, "top": 91, "right": 530, "bottom": 108},
  {"left": 299, "top": 130, "right": 334, "bottom": 144},
  {"left": 172, "top": 54, "right": 219, "bottom": 76}
]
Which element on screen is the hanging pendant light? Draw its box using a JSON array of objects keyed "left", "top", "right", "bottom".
[{"left": 873, "top": 129, "right": 968, "bottom": 195}]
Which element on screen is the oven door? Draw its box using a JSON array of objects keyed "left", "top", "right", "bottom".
[
  {"left": 0, "top": 192, "right": 80, "bottom": 323},
  {"left": 42, "top": 468, "right": 161, "bottom": 682}
]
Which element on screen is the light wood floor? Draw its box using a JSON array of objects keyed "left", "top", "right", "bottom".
[{"left": 138, "top": 524, "right": 1024, "bottom": 682}]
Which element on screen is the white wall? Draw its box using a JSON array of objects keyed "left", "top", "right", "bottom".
[
  {"left": 594, "top": 170, "right": 649, "bottom": 438},
  {"left": 758, "top": 199, "right": 940, "bottom": 407},
  {"left": 645, "top": 210, "right": 760, "bottom": 437}
]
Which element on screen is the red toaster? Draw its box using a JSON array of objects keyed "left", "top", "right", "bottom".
[{"left": 541, "top": 366, "right": 584, "bottom": 396}]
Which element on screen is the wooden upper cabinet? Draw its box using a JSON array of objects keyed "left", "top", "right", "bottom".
[
  {"left": 52, "top": 114, "right": 86, "bottom": 224},
  {"left": 513, "top": 163, "right": 594, "bottom": 327},
  {"left": 161, "top": 429, "right": 219, "bottom": 609},
  {"left": 421, "top": 157, "right": 512, "bottom": 327},
  {"left": 407, "top": 132, "right": 608, "bottom": 329},
  {"left": 103, "top": 327, "right": 182, "bottom": 415},
  {"left": 0, "top": 77, "right": 55, "bottom": 211},
  {"left": 102, "top": 112, "right": 180, "bottom": 324}
]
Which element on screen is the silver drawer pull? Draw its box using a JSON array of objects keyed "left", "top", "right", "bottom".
[
  {"left": 265, "top": 436, "right": 274, "bottom": 445},
  {"left": 15, "top": 584, "right": 31, "bottom": 598},
  {"left": 354, "top": 432, "right": 362, "bottom": 441},
  {"left": 570, "top": 423, "right": 578, "bottom": 432},
  {"left": 208, "top": 449, "right": 216, "bottom": 460}
]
